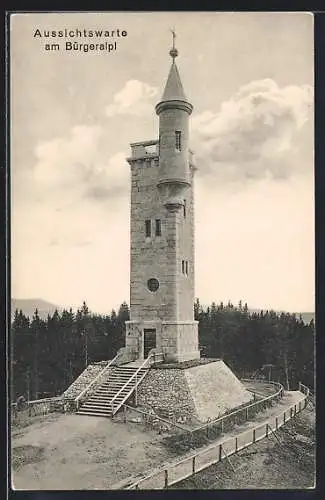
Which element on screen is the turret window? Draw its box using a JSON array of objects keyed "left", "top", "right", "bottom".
[
  {"left": 145, "top": 219, "right": 151, "bottom": 238},
  {"left": 182, "top": 260, "right": 189, "bottom": 276},
  {"left": 155, "top": 219, "right": 161, "bottom": 237},
  {"left": 183, "top": 199, "right": 186, "bottom": 218},
  {"left": 175, "top": 131, "right": 182, "bottom": 151}
]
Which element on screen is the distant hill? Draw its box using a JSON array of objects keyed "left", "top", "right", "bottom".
[{"left": 11, "top": 298, "right": 63, "bottom": 321}]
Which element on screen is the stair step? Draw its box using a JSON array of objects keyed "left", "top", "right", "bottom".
[
  {"left": 82, "top": 404, "right": 111, "bottom": 409},
  {"left": 75, "top": 364, "right": 149, "bottom": 417},
  {"left": 77, "top": 411, "right": 111, "bottom": 417},
  {"left": 78, "top": 405, "right": 111, "bottom": 411},
  {"left": 95, "top": 388, "right": 125, "bottom": 393}
]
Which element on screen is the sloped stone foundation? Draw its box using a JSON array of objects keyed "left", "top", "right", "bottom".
[{"left": 137, "top": 359, "right": 253, "bottom": 423}]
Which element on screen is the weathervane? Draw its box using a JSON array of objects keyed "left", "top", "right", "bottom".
[{"left": 169, "top": 28, "right": 178, "bottom": 61}]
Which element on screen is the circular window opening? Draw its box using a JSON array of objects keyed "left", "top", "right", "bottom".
[{"left": 147, "top": 278, "right": 159, "bottom": 292}]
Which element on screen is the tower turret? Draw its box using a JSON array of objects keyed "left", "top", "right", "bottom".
[{"left": 155, "top": 32, "right": 193, "bottom": 211}]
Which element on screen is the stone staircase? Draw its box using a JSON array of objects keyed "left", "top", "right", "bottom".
[{"left": 76, "top": 364, "right": 148, "bottom": 418}]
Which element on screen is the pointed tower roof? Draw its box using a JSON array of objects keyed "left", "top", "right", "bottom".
[
  {"left": 155, "top": 30, "right": 193, "bottom": 115},
  {"left": 161, "top": 61, "right": 188, "bottom": 102}
]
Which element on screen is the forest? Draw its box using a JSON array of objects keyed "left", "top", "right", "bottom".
[{"left": 11, "top": 300, "right": 315, "bottom": 401}]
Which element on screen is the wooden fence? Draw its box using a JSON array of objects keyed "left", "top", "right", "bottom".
[
  {"left": 119, "top": 391, "right": 308, "bottom": 490},
  {"left": 119, "top": 380, "right": 284, "bottom": 441},
  {"left": 11, "top": 396, "right": 64, "bottom": 422}
]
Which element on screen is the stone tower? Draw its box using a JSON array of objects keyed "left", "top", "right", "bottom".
[{"left": 125, "top": 37, "right": 200, "bottom": 363}]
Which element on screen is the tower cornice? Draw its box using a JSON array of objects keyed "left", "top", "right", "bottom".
[{"left": 155, "top": 99, "right": 193, "bottom": 116}]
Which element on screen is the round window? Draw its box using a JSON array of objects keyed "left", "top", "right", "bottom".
[{"left": 147, "top": 278, "right": 159, "bottom": 292}]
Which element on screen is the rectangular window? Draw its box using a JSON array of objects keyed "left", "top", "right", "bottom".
[
  {"left": 145, "top": 219, "right": 151, "bottom": 238},
  {"left": 182, "top": 260, "right": 185, "bottom": 274},
  {"left": 185, "top": 261, "right": 188, "bottom": 275},
  {"left": 155, "top": 219, "right": 161, "bottom": 237},
  {"left": 175, "top": 131, "right": 181, "bottom": 151},
  {"left": 183, "top": 199, "right": 186, "bottom": 218}
]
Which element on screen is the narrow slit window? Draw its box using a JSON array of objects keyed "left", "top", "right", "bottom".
[
  {"left": 182, "top": 260, "right": 185, "bottom": 274},
  {"left": 183, "top": 199, "right": 186, "bottom": 218},
  {"left": 185, "top": 261, "right": 188, "bottom": 275},
  {"left": 175, "top": 131, "right": 182, "bottom": 151},
  {"left": 145, "top": 219, "right": 151, "bottom": 238},
  {"left": 155, "top": 219, "right": 161, "bottom": 237}
]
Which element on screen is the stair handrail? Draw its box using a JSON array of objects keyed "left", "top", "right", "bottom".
[
  {"left": 75, "top": 354, "right": 119, "bottom": 407},
  {"left": 110, "top": 352, "right": 163, "bottom": 415}
]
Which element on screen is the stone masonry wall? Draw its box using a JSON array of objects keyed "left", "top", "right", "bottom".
[
  {"left": 137, "top": 361, "right": 253, "bottom": 423},
  {"left": 137, "top": 368, "right": 197, "bottom": 421},
  {"left": 184, "top": 360, "right": 253, "bottom": 421},
  {"left": 62, "top": 362, "right": 110, "bottom": 400}
]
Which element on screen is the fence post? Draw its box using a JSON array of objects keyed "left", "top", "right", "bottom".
[
  {"left": 123, "top": 405, "right": 127, "bottom": 423},
  {"left": 299, "top": 401, "right": 301, "bottom": 412},
  {"left": 219, "top": 444, "right": 222, "bottom": 461},
  {"left": 266, "top": 423, "right": 268, "bottom": 437},
  {"left": 221, "top": 419, "right": 224, "bottom": 434},
  {"left": 135, "top": 373, "right": 138, "bottom": 407},
  {"left": 246, "top": 407, "right": 249, "bottom": 420},
  {"left": 275, "top": 417, "right": 278, "bottom": 430},
  {"left": 164, "top": 469, "right": 168, "bottom": 489},
  {"left": 192, "top": 456, "right": 196, "bottom": 475},
  {"left": 253, "top": 429, "right": 256, "bottom": 443},
  {"left": 283, "top": 412, "right": 286, "bottom": 424},
  {"left": 235, "top": 437, "right": 238, "bottom": 452}
]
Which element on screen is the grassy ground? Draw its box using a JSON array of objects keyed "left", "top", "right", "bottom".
[{"left": 171, "top": 406, "right": 315, "bottom": 490}]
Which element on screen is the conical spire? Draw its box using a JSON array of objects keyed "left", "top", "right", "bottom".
[
  {"left": 161, "top": 61, "right": 188, "bottom": 102},
  {"left": 156, "top": 30, "right": 193, "bottom": 115}
]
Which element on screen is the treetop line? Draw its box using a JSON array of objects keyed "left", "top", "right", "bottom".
[{"left": 11, "top": 299, "right": 314, "bottom": 402}]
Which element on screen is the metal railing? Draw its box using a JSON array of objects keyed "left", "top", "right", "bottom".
[
  {"left": 110, "top": 351, "right": 164, "bottom": 416},
  {"left": 75, "top": 354, "right": 119, "bottom": 410}
]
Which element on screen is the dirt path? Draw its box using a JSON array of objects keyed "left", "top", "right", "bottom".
[
  {"left": 11, "top": 391, "right": 309, "bottom": 490},
  {"left": 11, "top": 413, "right": 174, "bottom": 490}
]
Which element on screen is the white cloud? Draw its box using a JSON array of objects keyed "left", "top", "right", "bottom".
[
  {"left": 191, "top": 79, "right": 313, "bottom": 184},
  {"left": 105, "top": 80, "right": 158, "bottom": 117},
  {"left": 31, "top": 125, "right": 129, "bottom": 207},
  {"left": 12, "top": 124, "right": 131, "bottom": 311}
]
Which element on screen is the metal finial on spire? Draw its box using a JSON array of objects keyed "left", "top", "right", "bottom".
[{"left": 169, "top": 28, "right": 178, "bottom": 61}]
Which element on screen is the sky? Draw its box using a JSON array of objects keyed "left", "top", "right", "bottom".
[{"left": 11, "top": 12, "right": 314, "bottom": 314}]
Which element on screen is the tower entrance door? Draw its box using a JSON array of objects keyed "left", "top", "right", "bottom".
[{"left": 143, "top": 329, "right": 156, "bottom": 358}]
